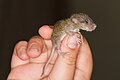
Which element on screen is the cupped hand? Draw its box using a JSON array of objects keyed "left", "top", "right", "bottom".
[{"left": 8, "top": 25, "right": 93, "bottom": 80}]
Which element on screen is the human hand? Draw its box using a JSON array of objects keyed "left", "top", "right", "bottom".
[{"left": 8, "top": 25, "right": 93, "bottom": 80}]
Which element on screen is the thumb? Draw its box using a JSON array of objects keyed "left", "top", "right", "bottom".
[{"left": 48, "top": 34, "right": 81, "bottom": 80}]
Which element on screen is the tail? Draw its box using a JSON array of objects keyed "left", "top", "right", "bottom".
[{"left": 41, "top": 47, "right": 55, "bottom": 76}]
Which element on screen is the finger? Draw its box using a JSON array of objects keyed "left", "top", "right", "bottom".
[
  {"left": 11, "top": 41, "right": 29, "bottom": 68},
  {"left": 48, "top": 34, "right": 81, "bottom": 80},
  {"left": 38, "top": 25, "right": 53, "bottom": 40},
  {"left": 27, "top": 36, "right": 48, "bottom": 63},
  {"left": 74, "top": 38, "right": 93, "bottom": 80}
]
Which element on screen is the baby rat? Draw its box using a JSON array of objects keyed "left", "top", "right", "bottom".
[{"left": 41, "top": 13, "right": 97, "bottom": 76}]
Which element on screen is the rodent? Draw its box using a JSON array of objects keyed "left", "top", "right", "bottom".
[{"left": 41, "top": 13, "right": 97, "bottom": 77}]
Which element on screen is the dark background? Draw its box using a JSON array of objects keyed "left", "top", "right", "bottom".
[{"left": 0, "top": 0, "right": 120, "bottom": 80}]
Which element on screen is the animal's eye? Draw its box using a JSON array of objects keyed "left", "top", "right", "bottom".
[
  {"left": 85, "top": 20, "right": 88, "bottom": 24},
  {"left": 80, "top": 20, "right": 88, "bottom": 24}
]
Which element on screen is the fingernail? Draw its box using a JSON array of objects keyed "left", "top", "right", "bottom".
[
  {"left": 18, "top": 47, "right": 26, "bottom": 55},
  {"left": 67, "top": 35, "right": 78, "bottom": 49},
  {"left": 29, "top": 44, "right": 39, "bottom": 53},
  {"left": 17, "top": 47, "right": 29, "bottom": 60}
]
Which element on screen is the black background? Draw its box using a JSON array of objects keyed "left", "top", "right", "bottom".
[{"left": 0, "top": 0, "right": 120, "bottom": 80}]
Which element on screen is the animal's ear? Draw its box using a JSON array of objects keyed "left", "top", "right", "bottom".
[
  {"left": 49, "top": 25, "right": 54, "bottom": 29},
  {"left": 71, "top": 18, "right": 79, "bottom": 23}
]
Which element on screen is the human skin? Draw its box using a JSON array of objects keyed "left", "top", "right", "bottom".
[{"left": 7, "top": 25, "right": 93, "bottom": 80}]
